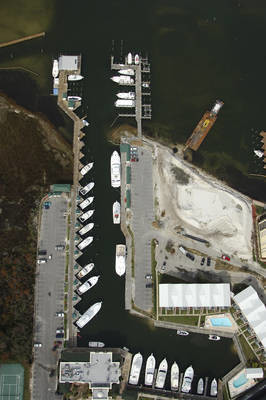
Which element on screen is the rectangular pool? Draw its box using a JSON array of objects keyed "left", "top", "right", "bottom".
[{"left": 211, "top": 317, "right": 232, "bottom": 327}]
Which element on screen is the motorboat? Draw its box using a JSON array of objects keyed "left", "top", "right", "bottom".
[
  {"left": 210, "top": 378, "right": 217, "bottom": 396},
  {"left": 171, "top": 362, "right": 179, "bottom": 391},
  {"left": 78, "top": 210, "right": 94, "bottom": 223},
  {"left": 67, "top": 96, "right": 82, "bottom": 101},
  {"left": 142, "top": 82, "right": 150, "bottom": 88},
  {"left": 197, "top": 378, "right": 204, "bottom": 395},
  {"left": 52, "top": 59, "right": 59, "bottom": 78},
  {"left": 76, "top": 301, "right": 102, "bottom": 328},
  {"left": 111, "top": 151, "right": 121, "bottom": 188},
  {"left": 209, "top": 335, "right": 221, "bottom": 341},
  {"left": 177, "top": 330, "right": 189, "bottom": 336},
  {"left": 134, "top": 54, "right": 140, "bottom": 64},
  {"left": 79, "top": 197, "right": 94, "bottom": 210},
  {"left": 77, "top": 275, "right": 100, "bottom": 295},
  {"left": 113, "top": 201, "right": 120, "bottom": 224},
  {"left": 144, "top": 353, "right": 156, "bottom": 386},
  {"left": 82, "top": 119, "right": 90, "bottom": 126},
  {"left": 181, "top": 365, "right": 194, "bottom": 393},
  {"left": 80, "top": 182, "right": 95, "bottom": 196},
  {"left": 80, "top": 162, "right": 93, "bottom": 176},
  {"left": 78, "top": 223, "right": 94, "bottom": 236},
  {"left": 116, "top": 92, "right": 135, "bottom": 99},
  {"left": 254, "top": 149, "right": 264, "bottom": 158},
  {"left": 68, "top": 74, "right": 84, "bottom": 81},
  {"left": 88, "top": 341, "right": 105, "bottom": 347},
  {"left": 127, "top": 52, "right": 133, "bottom": 65},
  {"left": 115, "top": 244, "right": 126, "bottom": 276},
  {"left": 77, "top": 236, "right": 93, "bottom": 251},
  {"left": 129, "top": 352, "right": 143, "bottom": 385},
  {"left": 115, "top": 99, "right": 135, "bottom": 108},
  {"left": 111, "top": 76, "right": 134, "bottom": 85},
  {"left": 155, "top": 358, "right": 168, "bottom": 389},
  {"left": 77, "top": 263, "right": 94, "bottom": 279},
  {"left": 118, "top": 69, "right": 135, "bottom": 76}
]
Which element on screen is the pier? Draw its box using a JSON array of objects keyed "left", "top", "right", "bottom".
[
  {"left": 111, "top": 54, "right": 152, "bottom": 138},
  {"left": 0, "top": 32, "right": 45, "bottom": 48}
]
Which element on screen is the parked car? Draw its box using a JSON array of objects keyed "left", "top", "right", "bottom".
[
  {"left": 178, "top": 245, "right": 186, "bottom": 255},
  {"left": 200, "top": 257, "right": 205, "bottom": 266},
  {"left": 186, "top": 253, "right": 195, "bottom": 261},
  {"left": 56, "top": 328, "right": 64, "bottom": 334},
  {"left": 55, "top": 245, "right": 65, "bottom": 251},
  {"left": 37, "top": 258, "right": 47, "bottom": 264},
  {"left": 38, "top": 249, "right": 47, "bottom": 256},
  {"left": 34, "top": 343, "right": 42, "bottom": 348},
  {"left": 44, "top": 201, "right": 51, "bottom": 209},
  {"left": 222, "top": 255, "right": 230, "bottom": 261},
  {"left": 207, "top": 257, "right": 211, "bottom": 266},
  {"left": 146, "top": 283, "right": 153, "bottom": 288},
  {"left": 145, "top": 274, "right": 152, "bottom": 279},
  {"left": 56, "top": 333, "right": 64, "bottom": 339},
  {"left": 56, "top": 312, "right": 64, "bottom": 317},
  {"left": 48, "top": 254, "right": 52, "bottom": 260}
]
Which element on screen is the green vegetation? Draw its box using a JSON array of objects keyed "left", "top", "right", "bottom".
[
  {"left": 127, "top": 226, "right": 135, "bottom": 277},
  {"left": 238, "top": 334, "right": 258, "bottom": 365},
  {"left": 171, "top": 165, "right": 190, "bottom": 185},
  {"left": 64, "top": 294, "right": 68, "bottom": 311},
  {"left": 159, "top": 315, "right": 199, "bottom": 326},
  {"left": 255, "top": 205, "right": 265, "bottom": 215},
  {"left": 151, "top": 239, "right": 157, "bottom": 318}
]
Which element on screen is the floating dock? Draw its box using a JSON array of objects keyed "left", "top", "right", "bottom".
[
  {"left": 185, "top": 100, "right": 224, "bottom": 151},
  {"left": 0, "top": 32, "right": 45, "bottom": 48}
]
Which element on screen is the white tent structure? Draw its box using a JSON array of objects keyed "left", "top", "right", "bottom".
[
  {"left": 159, "top": 284, "right": 231, "bottom": 308},
  {"left": 233, "top": 286, "right": 266, "bottom": 350}
]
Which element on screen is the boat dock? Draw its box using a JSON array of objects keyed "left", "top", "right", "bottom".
[
  {"left": 111, "top": 53, "right": 152, "bottom": 138},
  {"left": 0, "top": 31, "right": 45, "bottom": 48}
]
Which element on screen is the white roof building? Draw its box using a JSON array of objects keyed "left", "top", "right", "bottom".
[
  {"left": 58, "top": 55, "right": 79, "bottom": 71},
  {"left": 245, "top": 368, "right": 264, "bottom": 379},
  {"left": 159, "top": 284, "right": 231, "bottom": 308},
  {"left": 233, "top": 286, "right": 266, "bottom": 349}
]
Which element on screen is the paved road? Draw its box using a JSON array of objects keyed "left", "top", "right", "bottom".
[{"left": 32, "top": 195, "right": 68, "bottom": 400}]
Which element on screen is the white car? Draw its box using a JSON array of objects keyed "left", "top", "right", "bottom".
[
  {"left": 56, "top": 312, "right": 64, "bottom": 317},
  {"left": 37, "top": 259, "right": 47, "bottom": 264},
  {"left": 34, "top": 343, "right": 42, "bottom": 348}
]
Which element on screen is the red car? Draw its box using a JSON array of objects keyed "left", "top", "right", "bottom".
[{"left": 222, "top": 255, "right": 230, "bottom": 261}]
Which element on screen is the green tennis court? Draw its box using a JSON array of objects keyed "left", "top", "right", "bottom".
[{"left": 0, "top": 364, "right": 24, "bottom": 400}]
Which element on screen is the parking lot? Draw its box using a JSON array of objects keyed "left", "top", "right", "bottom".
[
  {"left": 130, "top": 146, "right": 154, "bottom": 312},
  {"left": 32, "top": 195, "right": 68, "bottom": 400}
]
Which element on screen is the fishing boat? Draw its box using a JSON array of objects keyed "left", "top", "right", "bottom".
[
  {"left": 111, "top": 76, "right": 134, "bottom": 85},
  {"left": 79, "top": 197, "right": 94, "bottom": 210},
  {"left": 210, "top": 378, "right": 217, "bottom": 396},
  {"left": 68, "top": 74, "right": 84, "bottom": 81},
  {"left": 88, "top": 341, "right": 105, "bottom": 348},
  {"left": 115, "top": 99, "right": 135, "bottom": 108},
  {"left": 181, "top": 365, "right": 194, "bottom": 393},
  {"left": 78, "top": 223, "right": 94, "bottom": 236},
  {"left": 177, "top": 330, "right": 189, "bottom": 336},
  {"left": 155, "top": 358, "right": 168, "bottom": 389},
  {"left": 113, "top": 201, "right": 120, "bottom": 224},
  {"left": 67, "top": 96, "right": 82, "bottom": 101},
  {"left": 77, "top": 236, "right": 93, "bottom": 251},
  {"left": 52, "top": 59, "right": 59, "bottom": 78},
  {"left": 77, "top": 263, "right": 94, "bottom": 279},
  {"left": 80, "top": 162, "right": 93, "bottom": 176},
  {"left": 118, "top": 69, "right": 135, "bottom": 76},
  {"left": 76, "top": 301, "right": 102, "bottom": 329},
  {"left": 197, "top": 378, "right": 204, "bottom": 395},
  {"left": 144, "top": 354, "right": 156, "bottom": 386},
  {"left": 80, "top": 182, "right": 95, "bottom": 196},
  {"left": 209, "top": 335, "right": 221, "bottom": 341},
  {"left": 254, "top": 149, "right": 264, "bottom": 158},
  {"left": 115, "top": 244, "right": 126, "bottom": 276},
  {"left": 134, "top": 54, "right": 140, "bottom": 65},
  {"left": 116, "top": 92, "right": 135, "bottom": 99},
  {"left": 129, "top": 353, "right": 143, "bottom": 385},
  {"left": 78, "top": 210, "right": 94, "bottom": 223},
  {"left": 171, "top": 362, "right": 179, "bottom": 391},
  {"left": 127, "top": 52, "right": 133, "bottom": 65},
  {"left": 111, "top": 151, "right": 121, "bottom": 188},
  {"left": 77, "top": 275, "right": 100, "bottom": 295}
]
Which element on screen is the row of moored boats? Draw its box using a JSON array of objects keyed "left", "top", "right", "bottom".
[{"left": 129, "top": 353, "right": 218, "bottom": 396}]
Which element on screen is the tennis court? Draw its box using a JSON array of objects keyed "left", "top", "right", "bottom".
[{"left": 0, "top": 364, "right": 24, "bottom": 400}]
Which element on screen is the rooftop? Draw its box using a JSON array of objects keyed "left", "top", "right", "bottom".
[{"left": 58, "top": 55, "right": 79, "bottom": 71}]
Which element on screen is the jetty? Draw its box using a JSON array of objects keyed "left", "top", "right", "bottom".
[{"left": 0, "top": 32, "right": 45, "bottom": 48}]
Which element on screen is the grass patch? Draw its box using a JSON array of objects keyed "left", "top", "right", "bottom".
[
  {"left": 64, "top": 283, "right": 68, "bottom": 293},
  {"left": 238, "top": 334, "right": 258, "bottom": 364},
  {"left": 64, "top": 294, "right": 68, "bottom": 311},
  {"left": 151, "top": 239, "right": 157, "bottom": 318},
  {"left": 64, "top": 314, "right": 67, "bottom": 338},
  {"left": 159, "top": 315, "right": 199, "bottom": 326},
  {"left": 127, "top": 226, "right": 135, "bottom": 277}
]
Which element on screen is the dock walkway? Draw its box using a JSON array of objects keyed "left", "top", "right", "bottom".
[{"left": 0, "top": 32, "right": 45, "bottom": 48}]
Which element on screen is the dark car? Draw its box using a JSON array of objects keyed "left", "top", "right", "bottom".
[
  {"left": 146, "top": 283, "right": 153, "bottom": 288},
  {"left": 186, "top": 253, "right": 195, "bottom": 261},
  {"left": 56, "top": 333, "right": 64, "bottom": 339},
  {"left": 207, "top": 257, "right": 211, "bottom": 266},
  {"left": 200, "top": 257, "right": 205, "bottom": 266}
]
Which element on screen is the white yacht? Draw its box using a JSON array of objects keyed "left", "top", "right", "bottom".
[
  {"left": 129, "top": 353, "right": 143, "bottom": 385},
  {"left": 88, "top": 341, "right": 105, "bottom": 348},
  {"left": 111, "top": 75, "right": 134, "bottom": 85},
  {"left": 78, "top": 223, "right": 94, "bottom": 236},
  {"left": 127, "top": 52, "right": 133, "bottom": 65},
  {"left": 118, "top": 69, "right": 135, "bottom": 76},
  {"left": 134, "top": 54, "right": 140, "bottom": 65},
  {"left": 77, "top": 263, "right": 94, "bottom": 279},
  {"left": 155, "top": 358, "right": 168, "bottom": 389},
  {"left": 171, "top": 362, "right": 179, "bottom": 391},
  {"left": 115, "top": 244, "right": 126, "bottom": 276},
  {"left": 210, "top": 379, "right": 217, "bottom": 396},
  {"left": 116, "top": 92, "right": 135, "bottom": 99},
  {"left": 115, "top": 99, "right": 135, "bottom": 108},
  {"left": 111, "top": 151, "right": 121, "bottom": 188},
  {"left": 77, "top": 236, "right": 93, "bottom": 251},
  {"left": 77, "top": 275, "right": 100, "bottom": 295},
  {"left": 80, "top": 162, "right": 94, "bottom": 176},
  {"left": 197, "top": 378, "right": 204, "bottom": 395},
  {"left": 142, "top": 82, "right": 150, "bottom": 88},
  {"left": 79, "top": 197, "right": 94, "bottom": 210},
  {"left": 177, "top": 330, "right": 189, "bottom": 336},
  {"left": 52, "top": 59, "right": 59, "bottom": 78},
  {"left": 80, "top": 182, "right": 95, "bottom": 196},
  {"left": 113, "top": 201, "right": 120, "bottom": 224},
  {"left": 144, "top": 354, "right": 156, "bottom": 386},
  {"left": 209, "top": 335, "right": 220, "bottom": 341},
  {"left": 181, "top": 365, "right": 194, "bottom": 393},
  {"left": 254, "top": 149, "right": 264, "bottom": 158},
  {"left": 82, "top": 119, "right": 90, "bottom": 127},
  {"left": 68, "top": 74, "right": 84, "bottom": 81},
  {"left": 78, "top": 210, "right": 94, "bottom": 223},
  {"left": 76, "top": 301, "right": 102, "bottom": 329},
  {"left": 67, "top": 96, "right": 82, "bottom": 101}
]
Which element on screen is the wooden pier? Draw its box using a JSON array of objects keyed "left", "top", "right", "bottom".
[{"left": 0, "top": 32, "right": 45, "bottom": 48}]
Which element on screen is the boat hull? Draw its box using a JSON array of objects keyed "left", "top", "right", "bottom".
[
  {"left": 155, "top": 359, "right": 168, "bottom": 389},
  {"left": 129, "top": 353, "right": 143, "bottom": 385},
  {"left": 145, "top": 354, "right": 156, "bottom": 386},
  {"left": 77, "top": 263, "right": 94, "bottom": 279},
  {"left": 171, "top": 362, "right": 179, "bottom": 391},
  {"left": 113, "top": 201, "right": 121, "bottom": 224},
  {"left": 76, "top": 301, "right": 102, "bottom": 329}
]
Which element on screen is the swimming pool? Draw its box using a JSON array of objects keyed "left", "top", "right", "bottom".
[
  {"left": 233, "top": 373, "right": 248, "bottom": 388},
  {"left": 211, "top": 317, "right": 232, "bottom": 327}
]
